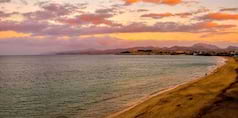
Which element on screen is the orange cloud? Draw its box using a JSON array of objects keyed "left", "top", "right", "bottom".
[
  {"left": 123, "top": 0, "right": 182, "bottom": 5},
  {"left": 205, "top": 13, "right": 238, "bottom": 20},
  {"left": 126, "top": 0, "right": 139, "bottom": 3},
  {"left": 0, "top": 31, "right": 31, "bottom": 39},
  {"left": 141, "top": 12, "right": 192, "bottom": 19},
  {"left": 198, "top": 21, "right": 236, "bottom": 29},
  {"left": 161, "top": 0, "right": 182, "bottom": 5},
  {"left": 199, "top": 22, "right": 219, "bottom": 28}
]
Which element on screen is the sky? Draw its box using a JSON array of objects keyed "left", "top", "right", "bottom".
[{"left": 0, "top": 0, "right": 238, "bottom": 55}]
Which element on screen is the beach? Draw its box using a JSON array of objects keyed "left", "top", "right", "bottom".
[{"left": 108, "top": 57, "right": 238, "bottom": 118}]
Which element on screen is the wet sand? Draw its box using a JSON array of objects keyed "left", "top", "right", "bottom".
[{"left": 108, "top": 57, "right": 238, "bottom": 118}]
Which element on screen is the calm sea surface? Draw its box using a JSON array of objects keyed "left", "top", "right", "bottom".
[{"left": 0, "top": 55, "right": 224, "bottom": 118}]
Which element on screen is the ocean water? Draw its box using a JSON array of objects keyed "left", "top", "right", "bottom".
[{"left": 0, "top": 55, "right": 224, "bottom": 118}]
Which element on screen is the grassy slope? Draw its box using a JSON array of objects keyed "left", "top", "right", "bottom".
[{"left": 110, "top": 57, "right": 238, "bottom": 118}]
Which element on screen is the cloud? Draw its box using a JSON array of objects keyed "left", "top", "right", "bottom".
[
  {"left": 220, "top": 8, "right": 238, "bottom": 12},
  {"left": 193, "top": 7, "right": 210, "bottom": 14},
  {"left": 0, "top": 0, "right": 10, "bottom": 3},
  {"left": 0, "top": 11, "right": 19, "bottom": 21},
  {"left": 141, "top": 13, "right": 173, "bottom": 19},
  {"left": 95, "top": 8, "right": 116, "bottom": 14},
  {"left": 0, "top": 11, "right": 10, "bottom": 18},
  {"left": 200, "top": 13, "right": 238, "bottom": 20},
  {"left": 122, "top": 0, "right": 183, "bottom": 5},
  {"left": 0, "top": 19, "right": 235, "bottom": 37},
  {"left": 22, "top": 3, "right": 122, "bottom": 27},
  {"left": 0, "top": 1, "right": 218, "bottom": 37},
  {"left": 141, "top": 12, "right": 193, "bottom": 19},
  {"left": 24, "top": 3, "right": 81, "bottom": 20},
  {"left": 0, "top": 20, "right": 83, "bottom": 37},
  {"left": 59, "top": 13, "right": 121, "bottom": 26},
  {"left": 141, "top": 8, "right": 210, "bottom": 19},
  {"left": 79, "top": 21, "right": 236, "bottom": 35},
  {"left": 0, "top": 20, "right": 50, "bottom": 34},
  {"left": 0, "top": 3, "right": 235, "bottom": 38},
  {"left": 196, "top": 21, "right": 236, "bottom": 29},
  {"left": 20, "top": 0, "right": 27, "bottom": 5},
  {"left": 137, "top": 9, "right": 149, "bottom": 12},
  {"left": 79, "top": 22, "right": 189, "bottom": 34}
]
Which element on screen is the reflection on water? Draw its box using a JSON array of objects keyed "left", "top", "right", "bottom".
[{"left": 0, "top": 55, "right": 222, "bottom": 118}]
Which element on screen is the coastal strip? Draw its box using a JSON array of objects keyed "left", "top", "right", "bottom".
[{"left": 107, "top": 57, "right": 238, "bottom": 118}]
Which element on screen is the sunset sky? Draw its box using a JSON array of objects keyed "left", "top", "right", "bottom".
[{"left": 0, "top": 0, "right": 238, "bottom": 55}]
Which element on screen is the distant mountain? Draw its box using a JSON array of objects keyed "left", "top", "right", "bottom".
[
  {"left": 54, "top": 43, "right": 238, "bottom": 55},
  {"left": 55, "top": 47, "right": 158, "bottom": 55},
  {"left": 167, "top": 43, "right": 220, "bottom": 52},
  {"left": 168, "top": 46, "right": 190, "bottom": 51},
  {"left": 226, "top": 46, "right": 238, "bottom": 51},
  {"left": 191, "top": 43, "right": 220, "bottom": 51}
]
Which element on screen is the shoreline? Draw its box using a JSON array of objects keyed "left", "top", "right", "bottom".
[{"left": 107, "top": 57, "right": 236, "bottom": 118}]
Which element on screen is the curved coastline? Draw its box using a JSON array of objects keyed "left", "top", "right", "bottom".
[{"left": 107, "top": 57, "right": 236, "bottom": 118}]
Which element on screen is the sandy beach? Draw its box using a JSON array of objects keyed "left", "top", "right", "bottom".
[{"left": 108, "top": 57, "right": 238, "bottom": 118}]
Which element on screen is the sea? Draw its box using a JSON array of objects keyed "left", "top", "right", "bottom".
[{"left": 0, "top": 55, "right": 225, "bottom": 118}]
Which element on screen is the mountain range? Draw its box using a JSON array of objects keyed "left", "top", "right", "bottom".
[{"left": 55, "top": 43, "right": 238, "bottom": 55}]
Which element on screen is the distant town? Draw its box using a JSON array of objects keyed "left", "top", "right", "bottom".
[{"left": 56, "top": 43, "right": 238, "bottom": 57}]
